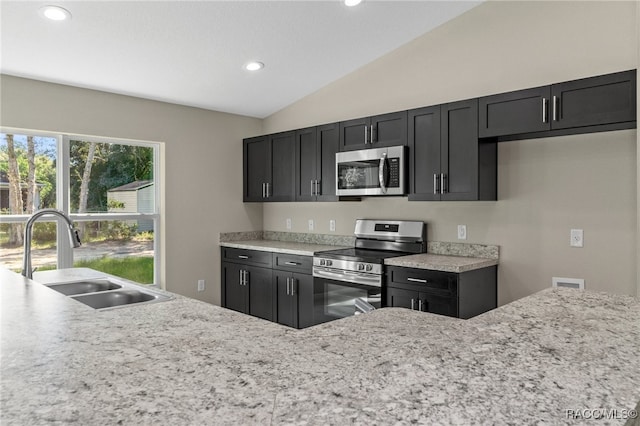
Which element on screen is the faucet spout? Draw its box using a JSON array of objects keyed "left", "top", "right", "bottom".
[{"left": 22, "top": 209, "right": 82, "bottom": 279}]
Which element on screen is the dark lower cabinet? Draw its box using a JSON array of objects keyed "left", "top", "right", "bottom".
[
  {"left": 221, "top": 262, "right": 274, "bottom": 321},
  {"left": 274, "top": 271, "right": 313, "bottom": 328},
  {"left": 222, "top": 248, "right": 314, "bottom": 329},
  {"left": 385, "top": 265, "right": 497, "bottom": 319},
  {"left": 479, "top": 69, "right": 636, "bottom": 139}
]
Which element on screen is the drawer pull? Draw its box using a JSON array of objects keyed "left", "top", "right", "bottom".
[
  {"left": 238, "top": 255, "right": 249, "bottom": 259},
  {"left": 284, "top": 261, "right": 300, "bottom": 266},
  {"left": 407, "top": 277, "right": 427, "bottom": 284}
]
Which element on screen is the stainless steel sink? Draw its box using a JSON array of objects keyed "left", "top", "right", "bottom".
[
  {"left": 47, "top": 279, "right": 123, "bottom": 296},
  {"left": 41, "top": 275, "right": 173, "bottom": 310},
  {"left": 71, "top": 289, "right": 162, "bottom": 309}
]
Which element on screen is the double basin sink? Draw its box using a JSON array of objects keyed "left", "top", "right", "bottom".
[{"left": 43, "top": 276, "right": 172, "bottom": 310}]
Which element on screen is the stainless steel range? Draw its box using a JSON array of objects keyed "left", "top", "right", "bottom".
[{"left": 311, "top": 219, "right": 426, "bottom": 324}]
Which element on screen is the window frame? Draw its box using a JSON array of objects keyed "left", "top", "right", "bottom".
[{"left": 0, "top": 127, "right": 163, "bottom": 287}]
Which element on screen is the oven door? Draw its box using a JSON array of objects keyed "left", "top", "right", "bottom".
[{"left": 311, "top": 268, "right": 382, "bottom": 325}]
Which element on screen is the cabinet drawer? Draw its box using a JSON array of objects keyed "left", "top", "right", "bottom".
[
  {"left": 387, "top": 266, "right": 457, "bottom": 295},
  {"left": 272, "top": 253, "right": 312, "bottom": 274},
  {"left": 221, "top": 247, "right": 273, "bottom": 268}
]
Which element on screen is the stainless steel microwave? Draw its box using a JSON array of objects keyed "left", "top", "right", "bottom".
[{"left": 336, "top": 145, "right": 406, "bottom": 196}]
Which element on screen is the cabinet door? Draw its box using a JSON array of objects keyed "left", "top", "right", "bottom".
[
  {"left": 295, "top": 273, "right": 314, "bottom": 329},
  {"left": 221, "top": 262, "right": 247, "bottom": 313},
  {"left": 386, "top": 286, "right": 419, "bottom": 310},
  {"left": 295, "top": 127, "right": 317, "bottom": 202},
  {"left": 246, "top": 265, "right": 274, "bottom": 321},
  {"left": 274, "top": 271, "right": 297, "bottom": 328},
  {"left": 339, "top": 117, "right": 369, "bottom": 151},
  {"left": 420, "top": 292, "right": 457, "bottom": 317},
  {"left": 316, "top": 123, "right": 339, "bottom": 201},
  {"left": 551, "top": 70, "right": 637, "bottom": 130},
  {"left": 408, "top": 106, "right": 441, "bottom": 201},
  {"left": 478, "top": 86, "right": 551, "bottom": 137},
  {"left": 269, "top": 131, "right": 295, "bottom": 202},
  {"left": 243, "top": 136, "right": 270, "bottom": 202},
  {"left": 370, "top": 111, "right": 407, "bottom": 148},
  {"left": 440, "top": 99, "right": 480, "bottom": 201}
]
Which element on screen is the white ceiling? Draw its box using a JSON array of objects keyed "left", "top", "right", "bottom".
[{"left": 0, "top": 1, "right": 481, "bottom": 118}]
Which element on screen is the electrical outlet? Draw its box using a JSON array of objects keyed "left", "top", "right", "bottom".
[
  {"left": 308, "top": 219, "right": 314, "bottom": 231},
  {"left": 457, "top": 225, "right": 467, "bottom": 240},
  {"left": 329, "top": 220, "right": 336, "bottom": 232},
  {"left": 570, "top": 229, "right": 584, "bottom": 247},
  {"left": 197, "top": 279, "right": 205, "bottom": 292},
  {"left": 286, "top": 218, "right": 292, "bottom": 230}
]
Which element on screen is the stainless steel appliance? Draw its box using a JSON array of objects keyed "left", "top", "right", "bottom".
[
  {"left": 335, "top": 146, "right": 407, "bottom": 196},
  {"left": 311, "top": 219, "right": 426, "bottom": 325}
]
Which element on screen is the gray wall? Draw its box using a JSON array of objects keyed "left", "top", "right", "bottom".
[
  {"left": 0, "top": 76, "right": 264, "bottom": 303},
  {"left": 262, "top": 1, "right": 640, "bottom": 304}
]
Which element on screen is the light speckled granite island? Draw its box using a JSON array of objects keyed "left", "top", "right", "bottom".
[{"left": 2, "top": 267, "right": 639, "bottom": 425}]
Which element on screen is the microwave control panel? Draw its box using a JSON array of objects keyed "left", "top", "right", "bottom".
[{"left": 388, "top": 157, "right": 400, "bottom": 187}]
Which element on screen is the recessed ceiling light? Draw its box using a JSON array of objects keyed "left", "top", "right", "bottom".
[
  {"left": 245, "top": 61, "right": 264, "bottom": 71},
  {"left": 344, "top": 0, "right": 362, "bottom": 6},
  {"left": 39, "top": 5, "right": 72, "bottom": 21}
]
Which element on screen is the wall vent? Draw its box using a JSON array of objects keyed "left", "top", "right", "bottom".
[{"left": 552, "top": 277, "right": 585, "bottom": 290}]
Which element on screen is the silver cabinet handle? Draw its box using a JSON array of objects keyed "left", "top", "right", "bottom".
[
  {"left": 433, "top": 174, "right": 438, "bottom": 195},
  {"left": 262, "top": 183, "right": 265, "bottom": 198},
  {"left": 407, "top": 277, "right": 427, "bottom": 283},
  {"left": 266, "top": 183, "right": 270, "bottom": 198},
  {"left": 243, "top": 270, "right": 248, "bottom": 285},
  {"left": 418, "top": 299, "right": 424, "bottom": 312},
  {"left": 552, "top": 95, "right": 558, "bottom": 121},
  {"left": 364, "top": 125, "right": 368, "bottom": 144},
  {"left": 284, "top": 261, "right": 299, "bottom": 266},
  {"left": 370, "top": 125, "right": 375, "bottom": 143},
  {"left": 286, "top": 277, "right": 290, "bottom": 295},
  {"left": 378, "top": 153, "right": 387, "bottom": 194},
  {"left": 239, "top": 269, "right": 243, "bottom": 285},
  {"left": 410, "top": 298, "right": 415, "bottom": 310},
  {"left": 238, "top": 255, "right": 249, "bottom": 259},
  {"left": 542, "top": 98, "right": 548, "bottom": 123},
  {"left": 310, "top": 180, "right": 314, "bottom": 196},
  {"left": 315, "top": 180, "right": 320, "bottom": 196},
  {"left": 290, "top": 278, "right": 295, "bottom": 296},
  {"left": 440, "top": 173, "right": 446, "bottom": 194}
]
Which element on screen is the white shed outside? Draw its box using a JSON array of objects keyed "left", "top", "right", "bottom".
[{"left": 107, "top": 180, "right": 154, "bottom": 232}]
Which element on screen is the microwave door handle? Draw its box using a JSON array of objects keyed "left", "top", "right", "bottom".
[{"left": 378, "top": 153, "right": 387, "bottom": 194}]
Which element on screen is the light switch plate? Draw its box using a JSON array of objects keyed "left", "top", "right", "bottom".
[
  {"left": 308, "top": 219, "right": 314, "bottom": 231},
  {"left": 570, "top": 229, "right": 584, "bottom": 247},
  {"left": 197, "top": 279, "right": 205, "bottom": 292},
  {"left": 286, "top": 218, "right": 292, "bottom": 230},
  {"left": 329, "top": 220, "right": 336, "bottom": 232}
]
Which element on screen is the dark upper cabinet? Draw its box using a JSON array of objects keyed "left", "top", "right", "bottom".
[
  {"left": 479, "top": 86, "right": 551, "bottom": 137},
  {"left": 339, "top": 111, "right": 407, "bottom": 151},
  {"left": 295, "top": 123, "right": 339, "bottom": 202},
  {"left": 409, "top": 99, "right": 497, "bottom": 201},
  {"left": 551, "top": 70, "right": 636, "bottom": 130},
  {"left": 243, "top": 136, "right": 270, "bottom": 202},
  {"left": 479, "top": 70, "right": 636, "bottom": 138},
  {"left": 243, "top": 131, "right": 295, "bottom": 202}
]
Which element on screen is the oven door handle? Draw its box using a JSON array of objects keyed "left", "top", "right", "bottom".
[{"left": 313, "top": 267, "right": 381, "bottom": 287}]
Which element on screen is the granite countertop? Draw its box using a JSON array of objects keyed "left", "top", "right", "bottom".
[
  {"left": 2, "top": 267, "right": 639, "bottom": 425},
  {"left": 385, "top": 253, "right": 499, "bottom": 273},
  {"left": 219, "top": 239, "right": 345, "bottom": 256}
]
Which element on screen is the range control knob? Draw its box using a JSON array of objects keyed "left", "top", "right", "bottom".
[
  {"left": 326, "top": 260, "right": 333, "bottom": 267},
  {"left": 357, "top": 263, "right": 365, "bottom": 271},
  {"left": 365, "top": 264, "right": 373, "bottom": 272},
  {"left": 319, "top": 259, "right": 326, "bottom": 266}
]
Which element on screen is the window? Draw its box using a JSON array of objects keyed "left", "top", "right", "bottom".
[{"left": 0, "top": 129, "right": 161, "bottom": 286}]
